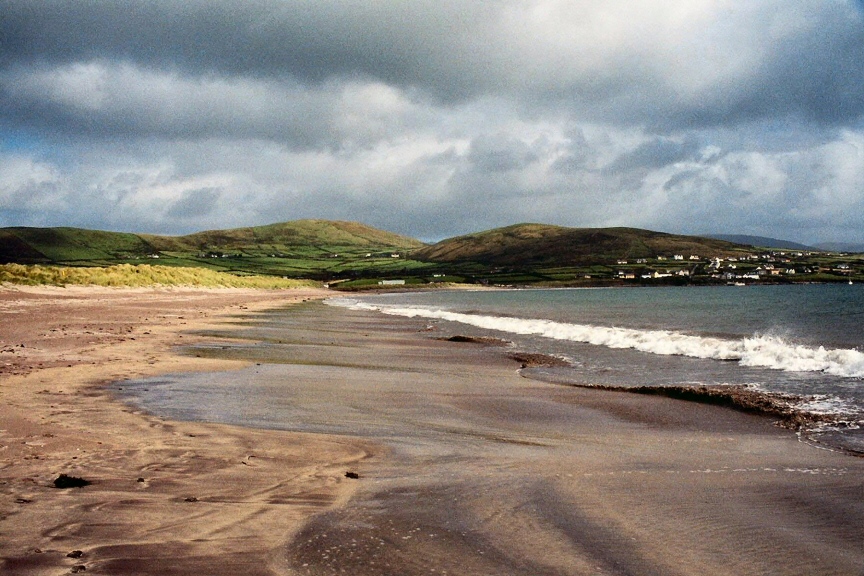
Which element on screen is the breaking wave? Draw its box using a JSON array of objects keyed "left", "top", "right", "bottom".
[{"left": 331, "top": 299, "right": 864, "bottom": 379}]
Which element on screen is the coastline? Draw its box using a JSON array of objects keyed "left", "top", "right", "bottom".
[
  {"left": 335, "top": 284, "right": 864, "bottom": 457},
  {"left": 2, "top": 287, "right": 863, "bottom": 575},
  {"left": 121, "top": 300, "right": 864, "bottom": 575},
  {"left": 0, "top": 285, "right": 371, "bottom": 575}
]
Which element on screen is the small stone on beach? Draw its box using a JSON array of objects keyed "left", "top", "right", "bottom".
[{"left": 53, "top": 474, "right": 91, "bottom": 488}]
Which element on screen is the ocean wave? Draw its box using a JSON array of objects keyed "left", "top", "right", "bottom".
[{"left": 330, "top": 299, "right": 864, "bottom": 378}]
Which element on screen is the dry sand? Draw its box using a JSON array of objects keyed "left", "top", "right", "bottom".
[
  {"left": 0, "top": 285, "right": 368, "bottom": 576},
  {"left": 1, "top": 286, "right": 863, "bottom": 576}
]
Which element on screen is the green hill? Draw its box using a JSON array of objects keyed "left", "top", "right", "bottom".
[
  {"left": 413, "top": 223, "right": 750, "bottom": 266},
  {"left": 0, "top": 220, "right": 429, "bottom": 282},
  {"left": 6, "top": 220, "right": 849, "bottom": 288},
  {"left": 143, "top": 219, "right": 424, "bottom": 252},
  {"left": 0, "top": 227, "right": 158, "bottom": 264},
  {"left": 0, "top": 220, "right": 423, "bottom": 264}
]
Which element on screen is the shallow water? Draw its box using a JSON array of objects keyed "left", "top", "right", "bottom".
[
  {"left": 116, "top": 301, "right": 864, "bottom": 575},
  {"left": 332, "top": 285, "right": 864, "bottom": 451}
]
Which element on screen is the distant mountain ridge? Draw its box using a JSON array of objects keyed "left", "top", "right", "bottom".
[
  {"left": 703, "top": 234, "right": 816, "bottom": 251},
  {"left": 706, "top": 234, "right": 864, "bottom": 254},
  {"left": 813, "top": 242, "right": 864, "bottom": 253}
]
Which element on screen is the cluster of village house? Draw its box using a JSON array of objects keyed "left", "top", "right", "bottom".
[
  {"left": 608, "top": 251, "right": 856, "bottom": 281},
  {"left": 135, "top": 247, "right": 856, "bottom": 286}
]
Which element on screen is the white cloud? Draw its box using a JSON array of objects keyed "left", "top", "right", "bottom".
[
  {"left": 0, "top": 156, "right": 66, "bottom": 225},
  {"left": 2, "top": 61, "right": 437, "bottom": 149},
  {"left": 2, "top": 1, "right": 864, "bottom": 243}
]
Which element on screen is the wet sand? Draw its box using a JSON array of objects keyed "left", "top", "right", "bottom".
[
  {"left": 2, "top": 288, "right": 863, "bottom": 575},
  {"left": 126, "top": 302, "right": 864, "bottom": 576}
]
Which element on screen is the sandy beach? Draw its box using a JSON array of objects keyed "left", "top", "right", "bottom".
[
  {"left": 0, "top": 285, "right": 368, "bottom": 575},
  {"left": 2, "top": 287, "right": 863, "bottom": 575}
]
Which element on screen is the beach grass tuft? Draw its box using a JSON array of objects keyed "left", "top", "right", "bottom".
[{"left": 0, "top": 263, "right": 319, "bottom": 289}]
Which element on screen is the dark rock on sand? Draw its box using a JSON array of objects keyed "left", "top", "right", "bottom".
[
  {"left": 508, "top": 352, "right": 570, "bottom": 368},
  {"left": 53, "top": 474, "right": 91, "bottom": 488},
  {"left": 345, "top": 472, "right": 360, "bottom": 479},
  {"left": 441, "top": 335, "right": 510, "bottom": 346}
]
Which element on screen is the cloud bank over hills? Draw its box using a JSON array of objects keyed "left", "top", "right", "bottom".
[{"left": 2, "top": 1, "right": 864, "bottom": 243}]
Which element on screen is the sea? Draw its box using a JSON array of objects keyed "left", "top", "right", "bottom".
[
  {"left": 330, "top": 283, "right": 864, "bottom": 452},
  {"left": 113, "top": 283, "right": 864, "bottom": 573}
]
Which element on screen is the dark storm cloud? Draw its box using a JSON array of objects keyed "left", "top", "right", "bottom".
[
  {"left": 467, "top": 133, "right": 540, "bottom": 173},
  {"left": 0, "top": 63, "right": 334, "bottom": 145},
  {"left": 4, "top": 1, "right": 864, "bottom": 131},
  {"left": 657, "top": 8, "right": 864, "bottom": 129},
  {"left": 3, "top": 1, "right": 864, "bottom": 244},
  {"left": 602, "top": 138, "right": 700, "bottom": 174},
  {"left": 0, "top": 0, "right": 488, "bottom": 100},
  {"left": 168, "top": 187, "right": 221, "bottom": 219}
]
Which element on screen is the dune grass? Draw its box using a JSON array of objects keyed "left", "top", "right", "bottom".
[{"left": 0, "top": 263, "right": 320, "bottom": 289}]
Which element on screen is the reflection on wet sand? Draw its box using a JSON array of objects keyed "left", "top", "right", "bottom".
[{"left": 126, "top": 302, "right": 864, "bottom": 576}]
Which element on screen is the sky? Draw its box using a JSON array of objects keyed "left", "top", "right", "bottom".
[{"left": 2, "top": 1, "right": 864, "bottom": 244}]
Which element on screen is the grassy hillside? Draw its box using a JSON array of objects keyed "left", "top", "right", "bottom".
[
  {"left": 3, "top": 220, "right": 857, "bottom": 288},
  {"left": 0, "top": 220, "right": 422, "bottom": 262},
  {"left": 0, "top": 220, "right": 429, "bottom": 281},
  {"left": 143, "top": 219, "right": 424, "bottom": 252},
  {"left": 0, "top": 227, "right": 158, "bottom": 264},
  {"left": 413, "top": 223, "right": 750, "bottom": 266}
]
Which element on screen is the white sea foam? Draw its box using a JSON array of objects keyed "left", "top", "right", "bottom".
[{"left": 330, "top": 299, "right": 864, "bottom": 378}]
